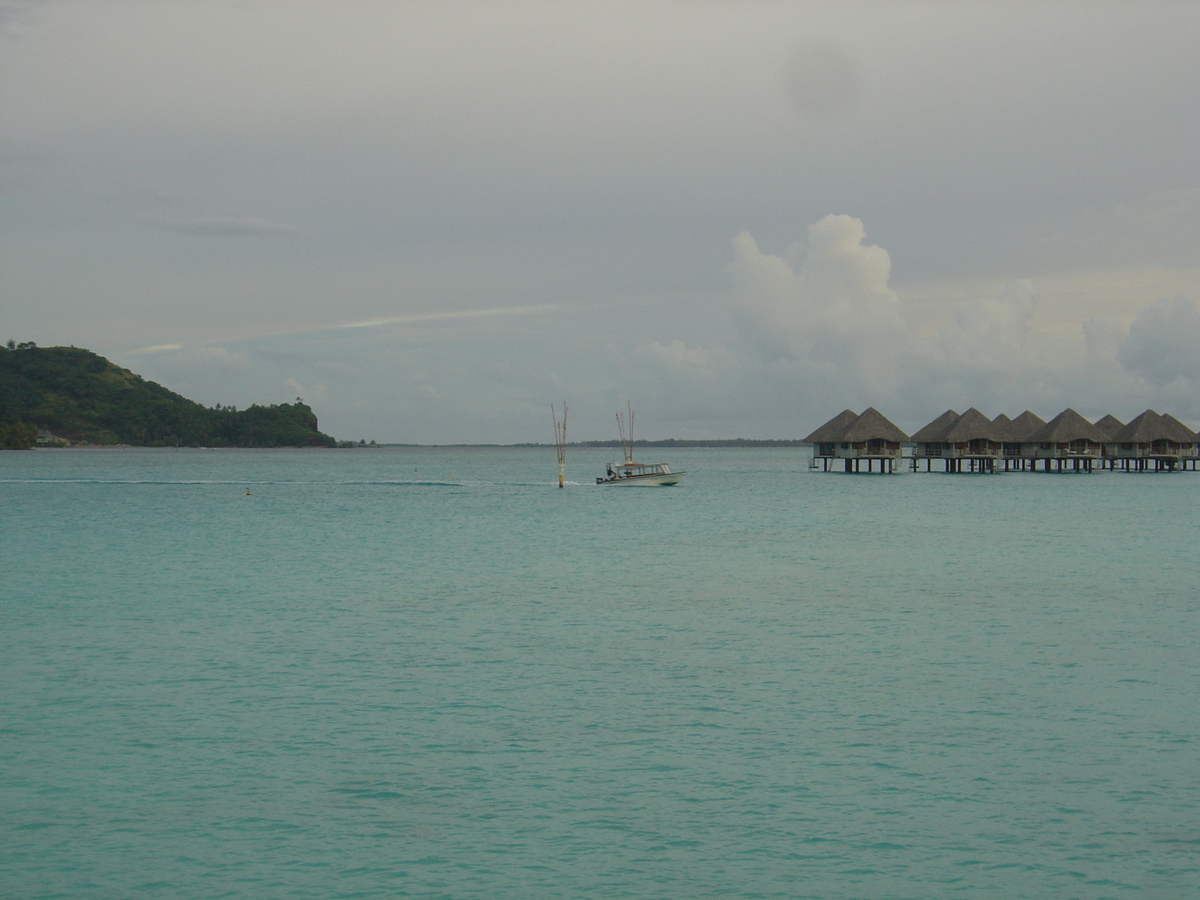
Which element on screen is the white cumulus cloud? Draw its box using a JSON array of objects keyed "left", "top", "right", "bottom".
[
  {"left": 730, "top": 214, "right": 905, "bottom": 394},
  {"left": 634, "top": 215, "right": 1200, "bottom": 432}
]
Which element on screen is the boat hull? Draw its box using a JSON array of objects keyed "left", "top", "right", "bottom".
[{"left": 596, "top": 471, "right": 685, "bottom": 486}]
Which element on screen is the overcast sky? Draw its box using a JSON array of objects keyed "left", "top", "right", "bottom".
[{"left": 3, "top": 1, "right": 1199, "bottom": 442}]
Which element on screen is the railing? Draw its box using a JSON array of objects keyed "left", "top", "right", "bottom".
[
  {"left": 1030, "top": 447, "right": 1100, "bottom": 458},
  {"left": 912, "top": 447, "right": 1000, "bottom": 459},
  {"left": 1105, "top": 447, "right": 1198, "bottom": 459},
  {"left": 812, "top": 447, "right": 903, "bottom": 458}
]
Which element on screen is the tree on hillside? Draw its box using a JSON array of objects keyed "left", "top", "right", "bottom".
[{"left": 0, "top": 345, "right": 337, "bottom": 447}]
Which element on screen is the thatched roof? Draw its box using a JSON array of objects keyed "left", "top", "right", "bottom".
[
  {"left": 1112, "top": 410, "right": 1197, "bottom": 443},
  {"left": 841, "top": 407, "right": 909, "bottom": 443},
  {"left": 1007, "top": 410, "right": 1047, "bottom": 441},
  {"left": 803, "top": 409, "right": 858, "bottom": 443},
  {"left": 1093, "top": 414, "right": 1125, "bottom": 438},
  {"left": 1111, "top": 410, "right": 1164, "bottom": 443},
  {"left": 942, "top": 407, "right": 1005, "bottom": 443},
  {"left": 804, "top": 406, "right": 1192, "bottom": 447},
  {"left": 1161, "top": 413, "right": 1199, "bottom": 443},
  {"left": 911, "top": 409, "right": 959, "bottom": 443},
  {"left": 1028, "top": 408, "right": 1107, "bottom": 444}
]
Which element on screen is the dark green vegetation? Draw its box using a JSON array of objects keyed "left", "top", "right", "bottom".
[
  {"left": 0, "top": 421, "right": 38, "bottom": 450},
  {"left": 0, "top": 343, "right": 336, "bottom": 448}
]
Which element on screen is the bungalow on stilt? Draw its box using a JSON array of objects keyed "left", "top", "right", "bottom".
[
  {"left": 910, "top": 409, "right": 958, "bottom": 472},
  {"left": 1107, "top": 410, "right": 1200, "bottom": 471},
  {"left": 805, "top": 408, "right": 908, "bottom": 473},
  {"left": 1024, "top": 409, "right": 1107, "bottom": 472},
  {"left": 938, "top": 408, "right": 1006, "bottom": 472},
  {"left": 1000, "top": 410, "right": 1046, "bottom": 470}
]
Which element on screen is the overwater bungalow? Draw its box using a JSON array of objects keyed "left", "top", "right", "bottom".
[
  {"left": 1107, "top": 410, "right": 1200, "bottom": 471},
  {"left": 1023, "top": 409, "right": 1108, "bottom": 471},
  {"left": 805, "top": 407, "right": 908, "bottom": 473},
  {"left": 803, "top": 409, "right": 858, "bottom": 461},
  {"left": 939, "top": 408, "right": 1007, "bottom": 472},
  {"left": 910, "top": 409, "right": 958, "bottom": 470},
  {"left": 805, "top": 406, "right": 1198, "bottom": 476},
  {"left": 911, "top": 408, "right": 1006, "bottom": 472},
  {"left": 996, "top": 410, "right": 1045, "bottom": 470},
  {"left": 1162, "top": 414, "right": 1199, "bottom": 463}
]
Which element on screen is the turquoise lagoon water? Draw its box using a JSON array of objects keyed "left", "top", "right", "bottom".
[{"left": 2, "top": 447, "right": 1198, "bottom": 899}]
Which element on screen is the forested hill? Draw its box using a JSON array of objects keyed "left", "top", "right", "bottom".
[{"left": 0, "top": 343, "right": 336, "bottom": 448}]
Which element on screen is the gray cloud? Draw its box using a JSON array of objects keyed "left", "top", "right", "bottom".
[
  {"left": 117, "top": 215, "right": 1200, "bottom": 441},
  {"left": 781, "top": 41, "right": 862, "bottom": 122},
  {"left": 1119, "top": 297, "right": 1200, "bottom": 387},
  {"left": 4, "top": 3, "right": 1200, "bottom": 439},
  {"left": 0, "top": 1, "right": 46, "bottom": 40},
  {"left": 145, "top": 216, "right": 298, "bottom": 237}
]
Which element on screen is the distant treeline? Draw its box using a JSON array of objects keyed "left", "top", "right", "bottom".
[
  {"left": 509, "top": 439, "right": 809, "bottom": 449},
  {"left": 1, "top": 342, "right": 336, "bottom": 448}
]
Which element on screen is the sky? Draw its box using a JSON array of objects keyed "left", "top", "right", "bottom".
[{"left": 2, "top": 0, "right": 1199, "bottom": 443}]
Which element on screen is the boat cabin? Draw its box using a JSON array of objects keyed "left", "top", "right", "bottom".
[{"left": 609, "top": 462, "right": 672, "bottom": 478}]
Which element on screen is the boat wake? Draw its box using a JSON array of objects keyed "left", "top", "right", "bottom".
[{"left": 0, "top": 478, "right": 589, "bottom": 487}]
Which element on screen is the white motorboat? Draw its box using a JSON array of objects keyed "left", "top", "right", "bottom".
[
  {"left": 596, "top": 461, "right": 684, "bottom": 485},
  {"left": 596, "top": 404, "right": 685, "bottom": 485}
]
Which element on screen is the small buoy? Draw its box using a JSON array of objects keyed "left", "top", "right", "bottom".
[{"left": 246, "top": 489, "right": 251, "bottom": 495}]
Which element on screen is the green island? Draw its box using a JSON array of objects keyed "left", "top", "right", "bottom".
[{"left": 0, "top": 342, "right": 336, "bottom": 449}]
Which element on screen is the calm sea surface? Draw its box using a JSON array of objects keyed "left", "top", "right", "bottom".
[{"left": 2, "top": 447, "right": 1198, "bottom": 899}]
